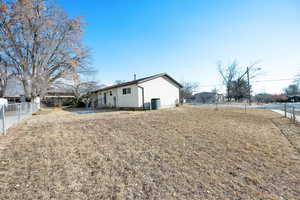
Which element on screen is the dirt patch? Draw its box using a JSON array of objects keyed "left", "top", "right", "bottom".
[{"left": 0, "top": 107, "right": 299, "bottom": 199}]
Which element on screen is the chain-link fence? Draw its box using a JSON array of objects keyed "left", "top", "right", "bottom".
[
  {"left": 0, "top": 102, "right": 39, "bottom": 135},
  {"left": 282, "top": 104, "right": 299, "bottom": 123},
  {"left": 188, "top": 102, "right": 300, "bottom": 123}
]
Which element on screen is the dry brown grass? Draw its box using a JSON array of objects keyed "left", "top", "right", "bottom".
[
  {"left": 0, "top": 106, "right": 300, "bottom": 199},
  {"left": 271, "top": 116, "right": 300, "bottom": 154}
]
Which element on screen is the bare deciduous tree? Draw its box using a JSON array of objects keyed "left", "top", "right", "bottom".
[
  {"left": 180, "top": 81, "right": 198, "bottom": 100},
  {"left": 54, "top": 74, "right": 99, "bottom": 104},
  {"left": 218, "top": 61, "right": 261, "bottom": 102},
  {"left": 294, "top": 71, "right": 300, "bottom": 87},
  {"left": 284, "top": 84, "right": 299, "bottom": 95},
  {"left": 218, "top": 61, "right": 239, "bottom": 101},
  {"left": 114, "top": 80, "right": 126, "bottom": 85},
  {"left": 0, "top": 0, "right": 89, "bottom": 100},
  {"left": 230, "top": 79, "right": 250, "bottom": 101},
  {"left": 0, "top": 58, "right": 16, "bottom": 97}
]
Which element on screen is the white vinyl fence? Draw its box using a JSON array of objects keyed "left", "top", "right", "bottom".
[{"left": 0, "top": 102, "right": 39, "bottom": 135}]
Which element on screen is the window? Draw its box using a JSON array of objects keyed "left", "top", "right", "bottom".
[
  {"left": 122, "top": 88, "right": 131, "bottom": 95},
  {"left": 110, "top": 91, "right": 112, "bottom": 96}
]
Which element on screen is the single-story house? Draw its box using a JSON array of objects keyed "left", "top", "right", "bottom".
[
  {"left": 287, "top": 95, "right": 300, "bottom": 102},
  {"left": 3, "top": 78, "right": 25, "bottom": 103},
  {"left": 43, "top": 88, "right": 75, "bottom": 107},
  {"left": 91, "top": 73, "right": 182, "bottom": 110},
  {"left": 193, "top": 92, "right": 225, "bottom": 103}
]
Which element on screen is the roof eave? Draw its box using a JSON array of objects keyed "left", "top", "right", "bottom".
[{"left": 92, "top": 73, "right": 183, "bottom": 92}]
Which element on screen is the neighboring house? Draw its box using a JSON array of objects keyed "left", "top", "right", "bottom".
[
  {"left": 287, "top": 95, "right": 300, "bottom": 103},
  {"left": 193, "top": 92, "right": 225, "bottom": 103},
  {"left": 3, "top": 78, "right": 25, "bottom": 102},
  {"left": 216, "top": 93, "right": 225, "bottom": 102},
  {"left": 91, "top": 73, "right": 182, "bottom": 109},
  {"left": 43, "top": 88, "right": 75, "bottom": 107},
  {"left": 2, "top": 78, "right": 75, "bottom": 106}
]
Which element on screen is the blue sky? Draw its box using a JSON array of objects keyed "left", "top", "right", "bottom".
[{"left": 58, "top": 0, "right": 300, "bottom": 94}]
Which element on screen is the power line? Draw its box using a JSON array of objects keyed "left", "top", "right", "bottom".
[
  {"left": 197, "top": 78, "right": 295, "bottom": 88},
  {"left": 197, "top": 84, "right": 223, "bottom": 88},
  {"left": 254, "top": 78, "right": 294, "bottom": 82}
]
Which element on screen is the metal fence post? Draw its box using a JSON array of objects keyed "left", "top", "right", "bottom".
[
  {"left": 292, "top": 106, "right": 296, "bottom": 124},
  {"left": 18, "top": 104, "right": 21, "bottom": 122},
  {"left": 289, "top": 107, "right": 292, "bottom": 123},
  {"left": 1, "top": 106, "right": 6, "bottom": 135},
  {"left": 284, "top": 103, "right": 287, "bottom": 118}
]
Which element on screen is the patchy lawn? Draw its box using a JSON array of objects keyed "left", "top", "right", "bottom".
[{"left": 0, "top": 107, "right": 299, "bottom": 199}]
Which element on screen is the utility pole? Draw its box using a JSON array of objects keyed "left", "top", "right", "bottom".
[
  {"left": 238, "top": 65, "right": 259, "bottom": 105},
  {"left": 247, "top": 67, "right": 251, "bottom": 105},
  {"left": 236, "top": 64, "right": 260, "bottom": 105}
]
